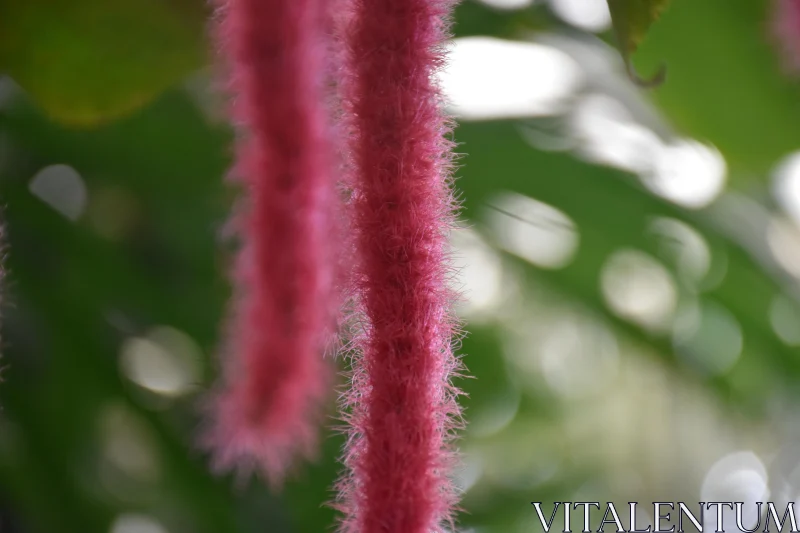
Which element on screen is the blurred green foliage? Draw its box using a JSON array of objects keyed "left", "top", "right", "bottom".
[
  {"left": 606, "top": 0, "right": 670, "bottom": 85},
  {"left": 635, "top": 0, "right": 800, "bottom": 175},
  {"left": 0, "top": 0, "right": 208, "bottom": 126}
]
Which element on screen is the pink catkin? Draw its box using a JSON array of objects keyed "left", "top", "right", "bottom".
[
  {"left": 771, "top": 0, "right": 800, "bottom": 75},
  {"left": 204, "top": 0, "right": 335, "bottom": 485},
  {"left": 336, "top": 0, "right": 463, "bottom": 531}
]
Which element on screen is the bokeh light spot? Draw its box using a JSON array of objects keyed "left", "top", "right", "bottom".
[
  {"left": 645, "top": 140, "right": 727, "bottom": 209},
  {"left": 29, "top": 164, "right": 88, "bottom": 220},
  {"left": 476, "top": 0, "right": 533, "bottom": 10},
  {"left": 440, "top": 37, "right": 582, "bottom": 120},
  {"left": 770, "top": 295, "right": 800, "bottom": 346},
  {"left": 488, "top": 191, "right": 579, "bottom": 269},
  {"left": 549, "top": 0, "right": 611, "bottom": 32},
  {"left": 649, "top": 217, "right": 712, "bottom": 287},
  {"left": 120, "top": 326, "right": 202, "bottom": 398},
  {"left": 450, "top": 227, "right": 505, "bottom": 321},
  {"left": 673, "top": 301, "right": 743, "bottom": 376},
  {"left": 701, "top": 451, "right": 769, "bottom": 533},
  {"left": 601, "top": 249, "right": 677, "bottom": 330},
  {"left": 110, "top": 514, "right": 169, "bottom": 533},
  {"left": 772, "top": 151, "right": 800, "bottom": 226}
]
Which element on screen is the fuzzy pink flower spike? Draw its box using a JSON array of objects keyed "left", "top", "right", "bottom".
[
  {"left": 336, "top": 0, "right": 463, "bottom": 531},
  {"left": 204, "top": 0, "right": 335, "bottom": 485},
  {"left": 771, "top": 0, "right": 800, "bottom": 75}
]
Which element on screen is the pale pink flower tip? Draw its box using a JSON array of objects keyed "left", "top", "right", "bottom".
[{"left": 771, "top": 0, "right": 800, "bottom": 75}]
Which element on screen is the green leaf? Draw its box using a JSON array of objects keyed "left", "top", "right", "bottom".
[
  {"left": 606, "top": 0, "right": 671, "bottom": 86},
  {"left": 632, "top": 0, "right": 800, "bottom": 177},
  {"left": 455, "top": 120, "right": 798, "bottom": 408},
  {"left": 0, "top": 0, "right": 209, "bottom": 127}
]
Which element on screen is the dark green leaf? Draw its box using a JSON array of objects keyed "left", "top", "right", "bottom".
[
  {"left": 607, "top": 0, "right": 671, "bottom": 86},
  {"left": 0, "top": 0, "right": 208, "bottom": 126},
  {"left": 632, "top": 0, "right": 800, "bottom": 176}
]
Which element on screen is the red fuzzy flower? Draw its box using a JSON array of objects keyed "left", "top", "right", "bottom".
[
  {"left": 334, "top": 0, "right": 464, "bottom": 531},
  {"left": 203, "top": 0, "right": 337, "bottom": 485}
]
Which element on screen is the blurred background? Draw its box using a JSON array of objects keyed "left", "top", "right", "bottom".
[{"left": 1, "top": 0, "right": 799, "bottom": 531}]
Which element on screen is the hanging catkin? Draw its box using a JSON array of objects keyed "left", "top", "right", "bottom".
[
  {"left": 335, "top": 0, "right": 463, "bottom": 531},
  {"left": 203, "top": 0, "right": 336, "bottom": 485}
]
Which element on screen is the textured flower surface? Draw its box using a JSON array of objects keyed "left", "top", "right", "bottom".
[
  {"left": 202, "top": 0, "right": 336, "bottom": 485},
  {"left": 335, "top": 0, "right": 464, "bottom": 531}
]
